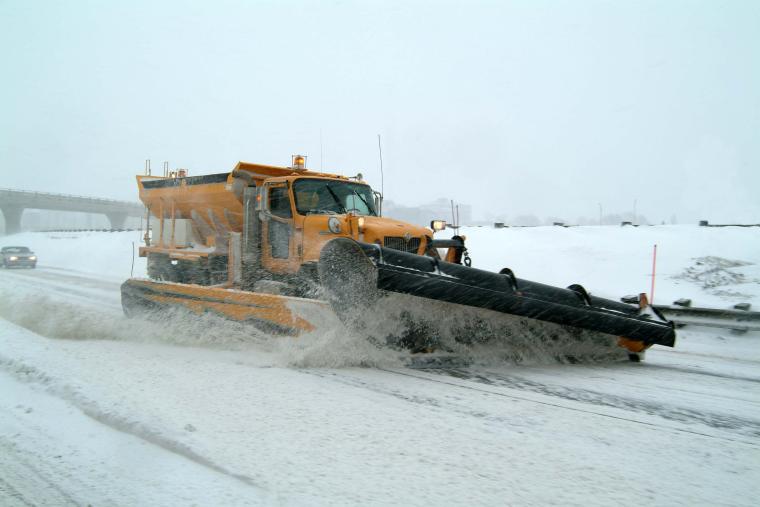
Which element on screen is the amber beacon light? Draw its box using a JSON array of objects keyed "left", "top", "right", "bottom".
[{"left": 292, "top": 154, "right": 306, "bottom": 170}]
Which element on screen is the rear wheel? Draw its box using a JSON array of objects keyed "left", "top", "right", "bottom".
[{"left": 147, "top": 253, "right": 170, "bottom": 280}]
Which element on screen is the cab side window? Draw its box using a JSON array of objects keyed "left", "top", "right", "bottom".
[
  {"left": 267, "top": 185, "right": 291, "bottom": 259},
  {"left": 269, "top": 186, "right": 292, "bottom": 218}
]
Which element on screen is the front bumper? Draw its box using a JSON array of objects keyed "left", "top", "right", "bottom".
[{"left": 4, "top": 259, "right": 36, "bottom": 268}]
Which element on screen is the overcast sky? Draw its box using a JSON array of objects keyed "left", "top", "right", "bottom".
[{"left": 1, "top": 0, "right": 758, "bottom": 224}]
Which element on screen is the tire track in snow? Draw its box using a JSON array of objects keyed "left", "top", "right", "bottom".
[
  {"left": 425, "top": 368, "right": 760, "bottom": 438},
  {"left": 0, "top": 355, "right": 267, "bottom": 493},
  {"left": 656, "top": 347, "right": 760, "bottom": 367},
  {"left": 303, "top": 368, "right": 760, "bottom": 447},
  {"left": 642, "top": 363, "right": 760, "bottom": 384},
  {"left": 1, "top": 266, "right": 122, "bottom": 292},
  {"left": 0, "top": 268, "right": 122, "bottom": 310},
  {"left": 0, "top": 439, "right": 79, "bottom": 507},
  {"left": 383, "top": 368, "right": 760, "bottom": 445}
]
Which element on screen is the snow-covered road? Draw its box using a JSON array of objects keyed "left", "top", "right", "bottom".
[{"left": 1, "top": 228, "right": 759, "bottom": 505}]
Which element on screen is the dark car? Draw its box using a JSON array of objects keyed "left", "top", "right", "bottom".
[{"left": 1, "top": 246, "right": 37, "bottom": 268}]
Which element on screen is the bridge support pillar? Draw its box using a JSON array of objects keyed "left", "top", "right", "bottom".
[
  {"left": 105, "top": 212, "right": 128, "bottom": 230},
  {"left": 0, "top": 207, "right": 24, "bottom": 235}
]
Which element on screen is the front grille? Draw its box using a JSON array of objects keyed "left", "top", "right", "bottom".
[{"left": 384, "top": 236, "right": 421, "bottom": 254}]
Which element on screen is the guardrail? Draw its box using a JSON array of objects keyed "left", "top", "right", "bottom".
[
  {"left": 655, "top": 305, "right": 760, "bottom": 333},
  {"left": 33, "top": 228, "right": 143, "bottom": 233}
]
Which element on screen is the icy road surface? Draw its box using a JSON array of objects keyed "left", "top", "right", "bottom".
[{"left": 1, "top": 228, "right": 760, "bottom": 506}]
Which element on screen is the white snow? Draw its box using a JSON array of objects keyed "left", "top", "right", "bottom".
[
  {"left": 460, "top": 224, "right": 760, "bottom": 308},
  {"left": 2, "top": 230, "right": 148, "bottom": 280},
  {"left": 1, "top": 226, "right": 759, "bottom": 506}
]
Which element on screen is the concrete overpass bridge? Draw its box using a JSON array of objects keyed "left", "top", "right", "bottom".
[{"left": 0, "top": 188, "right": 144, "bottom": 235}]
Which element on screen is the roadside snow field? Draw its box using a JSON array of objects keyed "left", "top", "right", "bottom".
[
  {"left": 1, "top": 230, "right": 148, "bottom": 281},
  {"left": 1, "top": 226, "right": 759, "bottom": 506},
  {"left": 462, "top": 224, "right": 760, "bottom": 308}
]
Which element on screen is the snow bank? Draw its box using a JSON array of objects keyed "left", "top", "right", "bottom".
[{"left": 460, "top": 224, "right": 760, "bottom": 308}]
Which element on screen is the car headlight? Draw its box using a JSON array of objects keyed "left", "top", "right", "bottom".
[
  {"left": 29, "top": 256, "right": 37, "bottom": 260},
  {"left": 9, "top": 256, "right": 18, "bottom": 261}
]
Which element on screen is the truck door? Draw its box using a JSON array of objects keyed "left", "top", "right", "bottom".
[{"left": 261, "top": 183, "right": 297, "bottom": 273}]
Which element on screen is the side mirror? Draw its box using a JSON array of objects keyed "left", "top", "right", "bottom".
[
  {"left": 373, "top": 191, "right": 383, "bottom": 217},
  {"left": 430, "top": 220, "right": 447, "bottom": 232}
]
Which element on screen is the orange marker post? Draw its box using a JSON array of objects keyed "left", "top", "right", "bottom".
[{"left": 650, "top": 244, "right": 657, "bottom": 304}]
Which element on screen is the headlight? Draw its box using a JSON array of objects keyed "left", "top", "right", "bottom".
[
  {"left": 328, "top": 217, "right": 341, "bottom": 234},
  {"left": 9, "top": 256, "right": 18, "bottom": 261},
  {"left": 29, "top": 256, "right": 37, "bottom": 260},
  {"left": 430, "top": 220, "right": 447, "bottom": 232}
]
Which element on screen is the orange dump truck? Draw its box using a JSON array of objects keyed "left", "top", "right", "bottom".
[{"left": 121, "top": 157, "right": 674, "bottom": 359}]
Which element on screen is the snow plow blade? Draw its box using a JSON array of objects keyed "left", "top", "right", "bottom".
[
  {"left": 319, "top": 239, "right": 675, "bottom": 350},
  {"left": 120, "top": 278, "right": 328, "bottom": 335}
]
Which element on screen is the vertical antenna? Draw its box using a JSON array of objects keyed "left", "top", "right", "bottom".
[
  {"left": 456, "top": 205, "right": 460, "bottom": 229},
  {"left": 377, "top": 134, "right": 384, "bottom": 198},
  {"left": 320, "top": 129, "right": 324, "bottom": 171}
]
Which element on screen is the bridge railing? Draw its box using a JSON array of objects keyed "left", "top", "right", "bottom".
[{"left": 0, "top": 187, "right": 143, "bottom": 207}]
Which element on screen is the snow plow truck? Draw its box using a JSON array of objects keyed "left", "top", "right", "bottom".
[{"left": 121, "top": 157, "right": 675, "bottom": 361}]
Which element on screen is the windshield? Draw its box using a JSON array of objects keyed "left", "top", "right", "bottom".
[
  {"left": 293, "top": 178, "right": 377, "bottom": 216},
  {"left": 2, "top": 247, "right": 30, "bottom": 253}
]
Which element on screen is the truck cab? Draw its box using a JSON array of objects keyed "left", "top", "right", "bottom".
[{"left": 259, "top": 175, "right": 431, "bottom": 277}]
